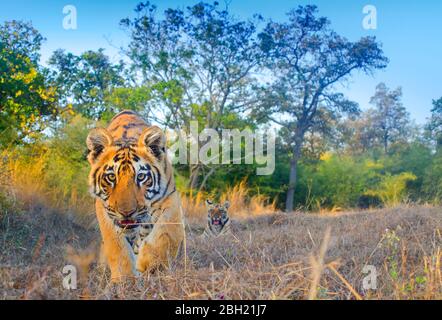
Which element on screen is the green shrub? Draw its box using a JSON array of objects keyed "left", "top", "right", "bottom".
[
  {"left": 422, "top": 152, "right": 442, "bottom": 203},
  {"left": 367, "top": 172, "right": 417, "bottom": 207},
  {"left": 302, "top": 154, "right": 381, "bottom": 209}
]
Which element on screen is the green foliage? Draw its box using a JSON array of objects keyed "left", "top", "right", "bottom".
[
  {"left": 285, "top": 153, "right": 418, "bottom": 210},
  {"left": 48, "top": 48, "right": 125, "bottom": 120},
  {"left": 382, "top": 143, "right": 433, "bottom": 200},
  {"left": 121, "top": 1, "right": 262, "bottom": 129},
  {"left": 103, "top": 86, "right": 152, "bottom": 122},
  {"left": 43, "top": 115, "right": 95, "bottom": 203},
  {"left": 309, "top": 155, "right": 375, "bottom": 208},
  {"left": 367, "top": 172, "right": 416, "bottom": 207},
  {"left": 0, "top": 20, "right": 44, "bottom": 63},
  {"left": 422, "top": 152, "right": 442, "bottom": 203},
  {"left": 381, "top": 228, "right": 401, "bottom": 280},
  {"left": 0, "top": 21, "right": 57, "bottom": 147},
  {"left": 368, "top": 83, "right": 410, "bottom": 154},
  {"left": 4, "top": 116, "right": 97, "bottom": 212},
  {"left": 295, "top": 154, "right": 380, "bottom": 209}
]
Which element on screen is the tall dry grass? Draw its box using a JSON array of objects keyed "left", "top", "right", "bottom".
[
  {"left": 3, "top": 147, "right": 93, "bottom": 216},
  {"left": 181, "top": 180, "right": 277, "bottom": 224}
]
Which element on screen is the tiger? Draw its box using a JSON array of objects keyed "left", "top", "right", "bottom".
[
  {"left": 202, "top": 200, "right": 232, "bottom": 238},
  {"left": 86, "top": 110, "right": 184, "bottom": 282}
]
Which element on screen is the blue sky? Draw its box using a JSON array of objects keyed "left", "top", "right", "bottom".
[{"left": 1, "top": 0, "right": 441, "bottom": 124}]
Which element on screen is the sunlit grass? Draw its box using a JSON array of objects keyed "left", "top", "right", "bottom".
[{"left": 181, "top": 179, "right": 277, "bottom": 224}]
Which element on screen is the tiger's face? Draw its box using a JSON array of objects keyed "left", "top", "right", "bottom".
[
  {"left": 86, "top": 126, "right": 169, "bottom": 230},
  {"left": 206, "top": 200, "right": 230, "bottom": 229}
]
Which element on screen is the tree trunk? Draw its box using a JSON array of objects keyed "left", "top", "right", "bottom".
[
  {"left": 285, "top": 157, "right": 298, "bottom": 212},
  {"left": 198, "top": 167, "right": 216, "bottom": 192},
  {"left": 189, "top": 164, "right": 201, "bottom": 190},
  {"left": 285, "top": 141, "right": 303, "bottom": 212}
]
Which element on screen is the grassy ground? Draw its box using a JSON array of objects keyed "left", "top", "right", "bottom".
[{"left": 0, "top": 202, "right": 441, "bottom": 300}]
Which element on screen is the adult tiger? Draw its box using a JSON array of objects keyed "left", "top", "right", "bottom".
[{"left": 86, "top": 110, "right": 184, "bottom": 282}]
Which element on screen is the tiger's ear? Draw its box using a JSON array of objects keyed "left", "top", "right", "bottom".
[
  {"left": 86, "top": 128, "right": 113, "bottom": 164},
  {"left": 139, "top": 126, "right": 166, "bottom": 160},
  {"left": 223, "top": 201, "right": 230, "bottom": 209},
  {"left": 206, "top": 199, "right": 214, "bottom": 209}
]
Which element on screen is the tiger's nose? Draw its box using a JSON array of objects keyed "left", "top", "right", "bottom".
[{"left": 118, "top": 208, "right": 137, "bottom": 217}]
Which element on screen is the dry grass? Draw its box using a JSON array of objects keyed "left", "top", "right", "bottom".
[
  {"left": 1, "top": 201, "right": 441, "bottom": 300},
  {"left": 182, "top": 180, "right": 277, "bottom": 225},
  {"left": 2, "top": 148, "right": 94, "bottom": 217}
]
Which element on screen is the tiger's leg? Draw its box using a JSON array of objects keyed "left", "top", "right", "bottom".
[
  {"left": 96, "top": 202, "right": 137, "bottom": 282},
  {"left": 136, "top": 209, "right": 184, "bottom": 273}
]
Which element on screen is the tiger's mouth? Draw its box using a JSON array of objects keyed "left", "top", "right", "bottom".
[
  {"left": 114, "top": 218, "right": 140, "bottom": 229},
  {"left": 212, "top": 218, "right": 222, "bottom": 226},
  {"left": 108, "top": 210, "right": 150, "bottom": 230}
]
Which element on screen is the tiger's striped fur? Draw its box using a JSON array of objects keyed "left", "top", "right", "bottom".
[
  {"left": 202, "top": 200, "right": 232, "bottom": 238},
  {"left": 86, "top": 110, "right": 184, "bottom": 281}
]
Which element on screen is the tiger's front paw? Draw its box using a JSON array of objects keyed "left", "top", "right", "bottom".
[{"left": 136, "top": 243, "right": 159, "bottom": 273}]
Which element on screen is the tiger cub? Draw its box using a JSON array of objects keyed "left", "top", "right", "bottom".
[{"left": 202, "top": 200, "right": 231, "bottom": 238}]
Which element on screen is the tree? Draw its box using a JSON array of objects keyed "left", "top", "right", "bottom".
[
  {"left": 0, "top": 21, "right": 56, "bottom": 146},
  {"left": 0, "top": 20, "right": 43, "bottom": 64},
  {"left": 103, "top": 86, "right": 152, "bottom": 122},
  {"left": 282, "top": 107, "right": 339, "bottom": 161},
  {"left": 425, "top": 97, "right": 442, "bottom": 149},
  {"left": 337, "top": 112, "right": 379, "bottom": 155},
  {"left": 121, "top": 1, "right": 263, "bottom": 189},
  {"left": 369, "top": 83, "right": 410, "bottom": 153},
  {"left": 48, "top": 49, "right": 125, "bottom": 120},
  {"left": 257, "top": 5, "right": 388, "bottom": 211}
]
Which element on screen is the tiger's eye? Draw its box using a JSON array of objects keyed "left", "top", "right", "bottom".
[
  {"left": 107, "top": 173, "right": 116, "bottom": 182},
  {"left": 137, "top": 173, "right": 147, "bottom": 182}
]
